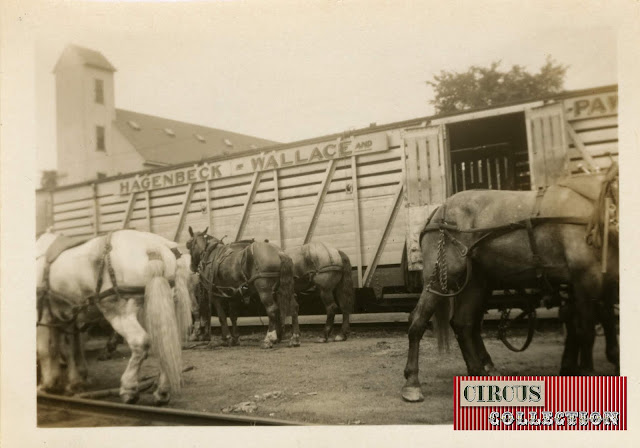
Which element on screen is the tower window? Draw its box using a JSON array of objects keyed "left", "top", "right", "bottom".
[
  {"left": 96, "top": 126, "right": 105, "bottom": 151},
  {"left": 95, "top": 79, "right": 104, "bottom": 104}
]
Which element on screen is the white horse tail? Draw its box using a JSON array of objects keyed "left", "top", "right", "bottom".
[
  {"left": 143, "top": 250, "right": 182, "bottom": 393},
  {"left": 173, "top": 255, "right": 194, "bottom": 344},
  {"left": 433, "top": 297, "right": 452, "bottom": 354}
]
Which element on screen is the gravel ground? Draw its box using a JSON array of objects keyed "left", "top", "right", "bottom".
[{"left": 40, "top": 324, "right": 616, "bottom": 426}]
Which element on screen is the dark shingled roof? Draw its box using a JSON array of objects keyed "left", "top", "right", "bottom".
[
  {"left": 114, "top": 109, "right": 279, "bottom": 166},
  {"left": 54, "top": 44, "right": 116, "bottom": 72}
]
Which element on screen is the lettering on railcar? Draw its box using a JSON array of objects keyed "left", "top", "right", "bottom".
[
  {"left": 118, "top": 133, "right": 387, "bottom": 195},
  {"left": 564, "top": 92, "right": 618, "bottom": 120}
]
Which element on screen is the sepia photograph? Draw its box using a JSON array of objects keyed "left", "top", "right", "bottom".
[{"left": 2, "top": 0, "right": 640, "bottom": 444}]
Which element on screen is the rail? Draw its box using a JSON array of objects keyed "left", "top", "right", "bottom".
[{"left": 37, "top": 392, "right": 307, "bottom": 426}]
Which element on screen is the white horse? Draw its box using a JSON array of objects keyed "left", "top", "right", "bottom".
[{"left": 36, "top": 229, "right": 193, "bottom": 405}]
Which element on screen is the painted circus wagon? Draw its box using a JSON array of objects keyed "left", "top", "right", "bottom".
[{"left": 36, "top": 85, "right": 619, "bottom": 346}]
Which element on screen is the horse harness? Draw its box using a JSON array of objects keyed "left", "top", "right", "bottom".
[
  {"left": 37, "top": 232, "right": 180, "bottom": 333},
  {"left": 418, "top": 174, "right": 618, "bottom": 353},
  {"left": 196, "top": 238, "right": 280, "bottom": 302},
  {"left": 419, "top": 174, "right": 619, "bottom": 300}
]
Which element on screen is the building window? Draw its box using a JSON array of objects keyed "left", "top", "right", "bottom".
[
  {"left": 96, "top": 126, "right": 105, "bottom": 151},
  {"left": 95, "top": 79, "right": 104, "bottom": 104}
]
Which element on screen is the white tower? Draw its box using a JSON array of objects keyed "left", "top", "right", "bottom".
[{"left": 53, "top": 45, "right": 116, "bottom": 185}]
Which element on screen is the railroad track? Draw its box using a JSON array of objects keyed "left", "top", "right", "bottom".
[{"left": 37, "top": 392, "right": 307, "bottom": 427}]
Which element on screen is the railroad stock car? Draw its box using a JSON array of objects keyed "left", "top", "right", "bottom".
[{"left": 36, "top": 85, "right": 618, "bottom": 314}]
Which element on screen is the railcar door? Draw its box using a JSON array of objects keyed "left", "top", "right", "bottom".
[
  {"left": 403, "top": 124, "right": 449, "bottom": 272},
  {"left": 525, "top": 102, "right": 569, "bottom": 189}
]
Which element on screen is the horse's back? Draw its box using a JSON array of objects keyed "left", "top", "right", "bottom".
[
  {"left": 286, "top": 242, "right": 341, "bottom": 275},
  {"left": 251, "top": 241, "right": 283, "bottom": 271},
  {"left": 443, "top": 184, "right": 595, "bottom": 229}
]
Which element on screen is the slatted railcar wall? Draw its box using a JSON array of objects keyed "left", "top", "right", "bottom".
[
  {"left": 49, "top": 133, "right": 409, "bottom": 280},
  {"left": 563, "top": 92, "right": 618, "bottom": 174}
]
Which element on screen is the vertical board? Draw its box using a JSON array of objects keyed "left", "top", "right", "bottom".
[{"left": 525, "top": 102, "right": 568, "bottom": 189}]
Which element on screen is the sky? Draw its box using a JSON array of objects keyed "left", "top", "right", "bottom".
[{"left": 30, "top": 0, "right": 626, "bottom": 174}]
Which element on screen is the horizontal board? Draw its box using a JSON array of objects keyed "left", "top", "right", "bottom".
[
  {"left": 573, "top": 127, "right": 618, "bottom": 145},
  {"left": 569, "top": 115, "right": 618, "bottom": 132}
]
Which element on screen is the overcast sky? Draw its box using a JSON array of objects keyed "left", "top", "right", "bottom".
[{"left": 34, "top": 0, "right": 626, "bottom": 173}]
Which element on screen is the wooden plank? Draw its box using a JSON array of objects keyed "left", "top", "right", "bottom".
[
  {"left": 566, "top": 120, "right": 600, "bottom": 172},
  {"left": 205, "top": 179, "right": 213, "bottom": 231},
  {"left": 91, "top": 183, "right": 100, "bottom": 236},
  {"left": 362, "top": 183, "right": 404, "bottom": 287},
  {"left": 428, "top": 132, "right": 443, "bottom": 203},
  {"left": 572, "top": 127, "right": 618, "bottom": 144},
  {"left": 273, "top": 169, "right": 282, "bottom": 248},
  {"left": 405, "top": 139, "right": 420, "bottom": 205},
  {"left": 303, "top": 159, "right": 337, "bottom": 244},
  {"left": 235, "top": 171, "right": 262, "bottom": 241},
  {"left": 120, "top": 192, "right": 137, "bottom": 229},
  {"left": 568, "top": 115, "right": 618, "bottom": 131},
  {"left": 172, "top": 183, "right": 196, "bottom": 242},
  {"left": 417, "top": 137, "right": 430, "bottom": 205},
  {"left": 351, "top": 155, "right": 363, "bottom": 287}
]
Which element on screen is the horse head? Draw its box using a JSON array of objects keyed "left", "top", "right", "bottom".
[{"left": 187, "top": 226, "right": 224, "bottom": 272}]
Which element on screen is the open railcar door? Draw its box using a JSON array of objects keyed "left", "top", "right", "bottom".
[{"left": 525, "top": 102, "right": 570, "bottom": 189}]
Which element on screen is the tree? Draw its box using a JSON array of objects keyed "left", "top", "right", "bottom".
[{"left": 427, "top": 57, "right": 568, "bottom": 114}]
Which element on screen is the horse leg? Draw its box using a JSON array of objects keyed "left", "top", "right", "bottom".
[
  {"left": 99, "top": 298, "right": 150, "bottom": 404},
  {"left": 572, "top": 272, "right": 600, "bottom": 375},
  {"left": 289, "top": 294, "right": 301, "bottom": 347},
  {"left": 318, "top": 289, "right": 338, "bottom": 343},
  {"left": 471, "top": 300, "right": 495, "bottom": 373},
  {"left": 36, "top": 324, "right": 64, "bottom": 393},
  {"left": 62, "top": 331, "right": 88, "bottom": 394},
  {"left": 560, "top": 301, "right": 580, "bottom": 375},
  {"left": 402, "top": 289, "right": 441, "bottom": 402},
  {"left": 254, "top": 278, "right": 279, "bottom": 349},
  {"left": 229, "top": 300, "right": 240, "bottom": 346},
  {"left": 450, "top": 279, "right": 487, "bottom": 376},
  {"left": 335, "top": 308, "right": 351, "bottom": 342},
  {"left": 198, "top": 290, "right": 212, "bottom": 342},
  {"left": 98, "top": 328, "right": 123, "bottom": 360},
  {"left": 599, "top": 282, "right": 619, "bottom": 374},
  {"left": 211, "top": 296, "right": 232, "bottom": 347}
]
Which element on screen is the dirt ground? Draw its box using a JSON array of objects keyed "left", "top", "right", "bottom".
[{"left": 62, "top": 324, "right": 616, "bottom": 426}]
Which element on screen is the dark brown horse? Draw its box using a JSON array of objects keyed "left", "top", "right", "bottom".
[
  {"left": 402, "top": 164, "right": 619, "bottom": 402},
  {"left": 286, "top": 242, "right": 354, "bottom": 342},
  {"left": 187, "top": 227, "right": 297, "bottom": 349}
]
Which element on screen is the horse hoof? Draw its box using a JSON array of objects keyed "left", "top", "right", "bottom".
[
  {"left": 121, "top": 393, "right": 139, "bottom": 404},
  {"left": 484, "top": 363, "right": 498, "bottom": 375},
  {"left": 230, "top": 338, "right": 240, "bottom": 347},
  {"left": 401, "top": 386, "right": 424, "bottom": 403},
  {"left": 289, "top": 337, "right": 300, "bottom": 348},
  {"left": 334, "top": 334, "right": 346, "bottom": 342},
  {"left": 153, "top": 392, "right": 171, "bottom": 406},
  {"left": 315, "top": 337, "right": 328, "bottom": 344},
  {"left": 262, "top": 341, "right": 274, "bottom": 349}
]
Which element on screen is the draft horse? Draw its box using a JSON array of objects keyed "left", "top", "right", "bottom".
[
  {"left": 36, "top": 229, "right": 193, "bottom": 405},
  {"left": 286, "top": 242, "right": 354, "bottom": 342},
  {"left": 402, "top": 164, "right": 619, "bottom": 402},
  {"left": 187, "top": 227, "right": 296, "bottom": 349}
]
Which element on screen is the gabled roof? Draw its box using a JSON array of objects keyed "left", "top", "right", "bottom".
[
  {"left": 114, "top": 109, "right": 279, "bottom": 166},
  {"left": 53, "top": 44, "right": 116, "bottom": 73}
]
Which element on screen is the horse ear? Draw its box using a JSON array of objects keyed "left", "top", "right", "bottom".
[
  {"left": 204, "top": 227, "right": 209, "bottom": 235},
  {"left": 189, "top": 226, "right": 194, "bottom": 237}
]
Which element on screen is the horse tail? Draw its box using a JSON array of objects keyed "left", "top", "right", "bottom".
[
  {"left": 143, "top": 251, "right": 182, "bottom": 393},
  {"left": 277, "top": 252, "right": 295, "bottom": 325},
  {"left": 173, "top": 255, "right": 194, "bottom": 344},
  {"left": 335, "top": 250, "right": 355, "bottom": 314},
  {"left": 432, "top": 297, "right": 452, "bottom": 354}
]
